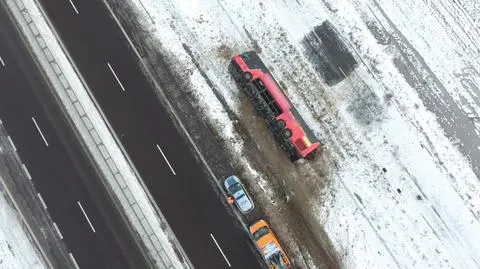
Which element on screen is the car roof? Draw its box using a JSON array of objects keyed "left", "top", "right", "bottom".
[
  {"left": 224, "top": 176, "right": 254, "bottom": 213},
  {"left": 235, "top": 192, "right": 254, "bottom": 213},
  {"left": 224, "top": 175, "right": 240, "bottom": 186}
]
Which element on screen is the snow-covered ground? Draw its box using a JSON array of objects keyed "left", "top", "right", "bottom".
[
  {"left": 0, "top": 179, "right": 46, "bottom": 269},
  {"left": 110, "top": 0, "right": 480, "bottom": 268}
]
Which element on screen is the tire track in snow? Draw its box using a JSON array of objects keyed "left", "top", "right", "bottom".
[
  {"left": 430, "top": 0, "right": 480, "bottom": 55},
  {"left": 367, "top": 0, "right": 480, "bottom": 212},
  {"left": 366, "top": 0, "right": 480, "bottom": 193}
]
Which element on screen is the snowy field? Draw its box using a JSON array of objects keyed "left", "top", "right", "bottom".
[{"left": 112, "top": 0, "right": 480, "bottom": 268}]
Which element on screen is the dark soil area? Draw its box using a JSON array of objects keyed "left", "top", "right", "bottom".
[{"left": 302, "top": 21, "right": 358, "bottom": 86}]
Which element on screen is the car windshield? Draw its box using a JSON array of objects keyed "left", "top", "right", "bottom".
[
  {"left": 235, "top": 193, "right": 246, "bottom": 200},
  {"left": 253, "top": 226, "right": 269, "bottom": 241},
  {"left": 229, "top": 183, "right": 243, "bottom": 194}
]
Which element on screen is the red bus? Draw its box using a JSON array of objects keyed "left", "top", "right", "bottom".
[{"left": 229, "top": 51, "right": 320, "bottom": 161}]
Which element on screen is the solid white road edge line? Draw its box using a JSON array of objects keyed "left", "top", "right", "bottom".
[
  {"left": 77, "top": 201, "right": 96, "bottom": 233},
  {"left": 68, "top": 0, "right": 79, "bottom": 14},
  {"left": 210, "top": 233, "right": 232, "bottom": 267},
  {"left": 7, "top": 136, "right": 17, "bottom": 152},
  {"left": 21, "top": 163, "right": 32, "bottom": 180},
  {"left": 37, "top": 193, "right": 48, "bottom": 210},
  {"left": 107, "top": 62, "right": 126, "bottom": 91},
  {"left": 52, "top": 222, "right": 64, "bottom": 239},
  {"left": 156, "top": 144, "right": 176, "bottom": 175},
  {"left": 69, "top": 253, "right": 80, "bottom": 269},
  {"left": 0, "top": 56, "right": 5, "bottom": 66},
  {"left": 31, "top": 117, "right": 49, "bottom": 146}
]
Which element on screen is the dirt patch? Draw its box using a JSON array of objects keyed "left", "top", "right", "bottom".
[
  {"left": 216, "top": 44, "right": 234, "bottom": 60},
  {"left": 302, "top": 21, "right": 358, "bottom": 86},
  {"left": 346, "top": 81, "right": 385, "bottom": 126}
]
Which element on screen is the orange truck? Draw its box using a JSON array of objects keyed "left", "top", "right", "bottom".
[{"left": 249, "top": 219, "right": 292, "bottom": 269}]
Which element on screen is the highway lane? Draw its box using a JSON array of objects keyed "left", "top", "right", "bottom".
[
  {"left": 38, "top": 0, "right": 264, "bottom": 268},
  {"left": 0, "top": 5, "right": 149, "bottom": 269}
]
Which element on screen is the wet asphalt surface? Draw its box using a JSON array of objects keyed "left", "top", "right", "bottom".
[
  {"left": 0, "top": 3, "right": 149, "bottom": 269},
  {"left": 36, "top": 0, "right": 264, "bottom": 268}
]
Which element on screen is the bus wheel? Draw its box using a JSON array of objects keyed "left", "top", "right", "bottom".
[
  {"left": 289, "top": 152, "right": 300, "bottom": 162},
  {"left": 243, "top": 72, "right": 252, "bottom": 81},
  {"left": 305, "top": 148, "right": 319, "bottom": 160},
  {"left": 282, "top": 128, "right": 293, "bottom": 138},
  {"left": 275, "top": 119, "right": 286, "bottom": 130},
  {"left": 305, "top": 152, "right": 315, "bottom": 160}
]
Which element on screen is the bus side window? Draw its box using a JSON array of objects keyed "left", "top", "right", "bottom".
[
  {"left": 253, "top": 79, "right": 282, "bottom": 116},
  {"left": 257, "top": 79, "right": 265, "bottom": 88},
  {"left": 235, "top": 62, "right": 243, "bottom": 74}
]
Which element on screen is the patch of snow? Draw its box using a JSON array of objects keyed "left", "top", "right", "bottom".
[
  {"left": 457, "top": 0, "right": 480, "bottom": 24},
  {"left": 0, "top": 186, "right": 46, "bottom": 269}
]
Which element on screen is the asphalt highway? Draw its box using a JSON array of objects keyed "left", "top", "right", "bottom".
[
  {"left": 37, "top": 0, "right": 263, "bottom": 268},
  {"left": 0, "top": 4, "right": 149, "bottom": 269}
]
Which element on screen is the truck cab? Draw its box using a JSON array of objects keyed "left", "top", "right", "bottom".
[{"left": 249, "top": 219, "right": 292, "bottom": 269}]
